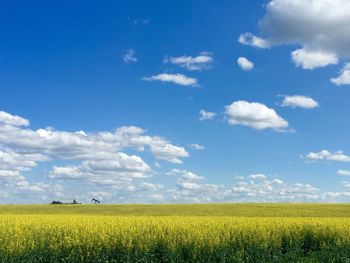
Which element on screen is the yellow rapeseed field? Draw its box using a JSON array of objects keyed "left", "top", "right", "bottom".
[{"left": 1, "top": 204, "right": 350, "bottom": 262}]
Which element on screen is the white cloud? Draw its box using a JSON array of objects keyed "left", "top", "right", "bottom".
[
  {"left": 337, "top": 170, "right": 350, "bottom": 176},
  {"left": 240, "top": 0, "right": 350, "bottom": 69},
  {"left": 50, "top": 166, "right": 83, "bottom": 179},
  {"left": 281, "top": 95, "right": 319, "bottom": 109},
  {"left": 0, "top": 111, "right": 29, "bottom": 127},
  {"left": 122, "top": 49, "right": 137, "bottom": 63},
  {"left": 166, "top": 169, "right": 221, "bottom": 203},
  {"left": 188, "top": 144, "right": 205, "bottom": 150},
  {"left": 165, "top": 52, "right": 213, "bottom": 71},
  {"left": 167, "top": 172, "right": 345, "bottom": 203},
  {"left": 168, "top": 169, "right": 204, "bottom": 182},
  {"left": 229, "top": 179, "right": 321, "bottom": 202},
  {"left": 331, "top": 63, "right": 350, "bottom": 85},
  {"left": 237, "top": 57, "right": 254, "bottom": 71},
  {"left": 50, "top": 153, "right": 152, "bottom": 183},
  {"left": 238, "top": 33, "right": 270, "bottom": 49},
  {"left": 4, "top": 110, "right": 350, "bottom": 203},
  {"left": 128, "top": 182, "right": 163, "bottom": 192},
  {"left": 199, "top": 110, "right": 216, "bottom": 121},
  {"left": 149, "top": 143, "right": 189, "bottom": 164},
  {"left": 0, "top": 110, "right": 189, "bottom": 200},
  {"left": 272, "top": 179, "right": 283, "bottom": 185},
  {"left": 224, "top": 101, "right": 289, "bottom": 131},
  {"left": 143, "top": 73, "right": 199, "bottom": 87},
  {"left": 306, "top": 150, "right": 350, "bottom": 162},
  {"left": 248, "top": 174, "right": 267, "bottom": 180},
  {"left": 291, "top": 49, "right": 338, "bottom": 70}
]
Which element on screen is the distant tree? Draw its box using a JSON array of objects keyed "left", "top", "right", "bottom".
[{"left": 51, "top": 200, "right": 63, "bottom": 205}]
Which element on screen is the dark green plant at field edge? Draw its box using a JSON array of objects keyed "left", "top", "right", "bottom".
[{"left": 1, "top": 242, "right": 350, "bottom": 263}]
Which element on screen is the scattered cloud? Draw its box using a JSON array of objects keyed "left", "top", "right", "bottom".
[
  {"left": 168, "top": 169, "right": 204, "bottom": 182},
  {"left": 199, "top": 110, "right": 216, "bottom": 121},
  {"left": 238, "top": 33, "right": 270, "bottom": 49},
  {"left": 128, "top": 18, "right": 150, "bottom": 25},
  {"left": 188, "top": 144, "right": 205, "bottom": 150},
  {"left": 248, "top": 174, "right": 267, "bottom": 180},
  {"left": 122, "top": 49, "right": 138, "bottom": 63},
  {"left": 237, "top": 57, "right": 254, "bottom": 71},
  {"left": 143, "top": 73, "right": 199, "bottom": 87},
  {"left": 165, "top": 52, "right": 213, "bottom": 71},
  {"left": 331, "top": 63, "right": 350, "bottom": 85},
  {"left": 337, "top": 170, "right": 350, "bottom": 176},
  {"left": 224, "top": 100, "right": 289, "bottom": 131},
  {"left": 281, "top": 95, "right": 319, "bottom": 109},
  {"left": 306, "top": 150, "right": 350, "bottom": 162},
  {"left": 291, "top": 49, "right": 338, "bottom": 70}
]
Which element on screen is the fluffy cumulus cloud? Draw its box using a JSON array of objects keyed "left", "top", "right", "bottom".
[
  {"left": 224, "top": 101, "right": 289, "bottom": 131},
  {"left": 143, "top": 73, "right": 199, "bottom": 87},
  {"left": 199, "top": 110, "right": 216, "bottom": 121},
  {"left": 281, "top": 95, "right": 319, "bottom": 109},
  {"left": 165, "top": 52, "right": 213, "bottom": 71},
  {"left": 122, "top": 49, "right": 138, "bottom": 63},
  {"left": 237, "top": 57, "right": 254, "bottom": 71},
  {"left": 0, "top": 110, "right": 190, "bottom": 203},
  {"left": 331, "top": 63, "right": 350, "bottom": 85},
  {"left": 291, "top": 49, "right": 338, "bottom": 70},
  {"left": 239, "top": 0, "right": 350, "bottom": 71},
  {"left": 306, "top": 150, "right": 350, "bottom": 162}
]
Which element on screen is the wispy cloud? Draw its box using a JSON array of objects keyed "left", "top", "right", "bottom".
[
  {"left": 122, "top": 49, "right": 138, "bottom": 63},
  {"left": 165, "top": 52, "right": 213, "bottom": 71},
  {"left": 188, "top": 144, "right": 205, "bottom": 150},
  {"left": 238, "top": 33, "right": 270, "bottom": 49},
  {"left": 143, "top": 73, "right": 199, "bottom": 87},
  {"left": 199, "top": 110, "right": 216, "bottom": 121}
]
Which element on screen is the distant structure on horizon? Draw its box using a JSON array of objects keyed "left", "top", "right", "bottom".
[{"left": 91, "top": 198, "right": 101, "bottom": 204}]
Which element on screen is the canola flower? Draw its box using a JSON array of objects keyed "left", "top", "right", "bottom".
[{"left": 1, "top": 215, "right": 350, "bottom": 262}]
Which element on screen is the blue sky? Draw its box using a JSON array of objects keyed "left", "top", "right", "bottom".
[{"left": 1, "top": 0, "right": 350, "bottom": 203}]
